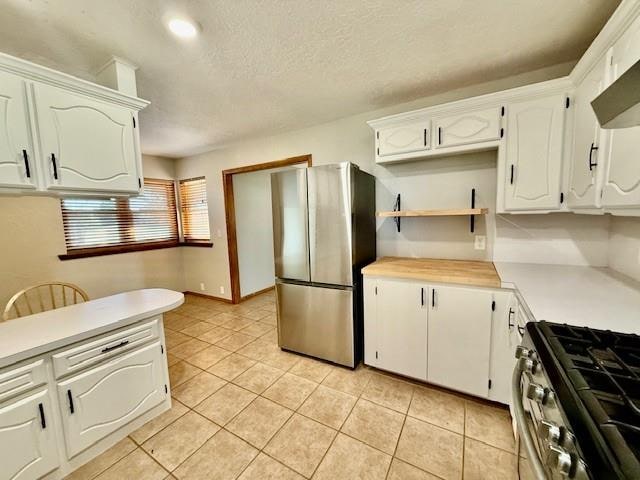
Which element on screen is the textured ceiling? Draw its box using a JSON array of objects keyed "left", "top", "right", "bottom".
[{"left": 0, "top": 0, "right": 620, "bottom": 158}]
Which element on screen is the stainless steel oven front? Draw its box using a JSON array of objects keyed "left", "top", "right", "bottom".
[{"left": 512, "top": 333, "right": 590, "bottom": 480}]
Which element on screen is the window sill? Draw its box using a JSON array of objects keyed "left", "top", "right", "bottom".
[
  {"left": 58, "top": 241, "right": 180, "bottom": 260},
  {"left": 179, "top": 241, "right": 213, "bottom": 248}
]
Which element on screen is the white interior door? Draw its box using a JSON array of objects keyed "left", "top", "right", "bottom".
[
  {"left": 428, "top": 285, "right": 492, "bottom": 397},
  {"left": 434, "top": 107, "right": 501, "bottom": 148},
  {"left": 0, "top": 70, "right": 37, "bottom": 190},
  {"left": 504, "top": 94, "right": 565, "bottom": 211},
  {"left": 57, "top": 342, "right": 166, "bottom": 458},
  {"left": 376, "top": 278, "right": 427, "bottom": 380},
  {"left": 33, "top": 83, "right": 140, "bottom": 193},
  {"left": 0, "top": 388, "right": 59, "bottom": 480},
  {"left": 602, "top": 16, "right": 640, "bottom": 210},
  {"left": 377, "top": 121, "right": 430, "bottom": 157},
  {"left": 568, "top": 57, "right": 607, "bottom": 209}
]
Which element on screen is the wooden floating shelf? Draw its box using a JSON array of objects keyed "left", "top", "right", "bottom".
[{"left": 378, "top": 208, "right": 489, "bottom": 218}]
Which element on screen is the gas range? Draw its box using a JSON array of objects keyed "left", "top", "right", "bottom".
[{"left": 513, "top": 321, "right": 640, "bottom": 480}]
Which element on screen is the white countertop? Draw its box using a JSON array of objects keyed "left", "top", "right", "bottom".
[
  {"left": 0, "top": 288, "right": 184, "bottom": 369},
  {"left": 495, "top": 262, "right": 640, "bottom": 335}
]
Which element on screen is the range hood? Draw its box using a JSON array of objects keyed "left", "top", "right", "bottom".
[{"left": 591, "top": 59, "right": 640, "bottom": 129}]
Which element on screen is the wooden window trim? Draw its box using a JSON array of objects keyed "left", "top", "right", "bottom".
[
  {"left": 179, "top": 241, "right": 213, "bottom": 248},
  {"left": 58, "top": 240, "right": 180, "bottom": 260}
]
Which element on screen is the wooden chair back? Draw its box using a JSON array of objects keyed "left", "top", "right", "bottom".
[{"left": 3, "top": 282, "right": 89, "bottom": 321}]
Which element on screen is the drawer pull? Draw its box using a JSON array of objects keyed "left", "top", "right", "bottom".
[
  {"left": 101, "top": 340, "right": 130, "bottom": 354},
  {"left": 67, "top": 389, "right": 75, "bottom": 414},
  {"left": 38, "top": 403, "right": 46, "bottom": 429}
]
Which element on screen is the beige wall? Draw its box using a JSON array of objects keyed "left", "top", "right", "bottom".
[
  {"left": 0, "top": 155, "right": 184, "bottom": 308},
  {"left": 175, "top": 62, "right": 614, "bottom": 300},
  {"left": 608, "top": 216, "right": 640, "bottom": 282}
]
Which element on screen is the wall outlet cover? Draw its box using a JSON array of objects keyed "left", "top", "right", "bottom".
[
  {"left": 199, "top": 283, "right": 205, "bottom": 291},
  {"left": 474, "top": 235, "right": 486, "bottom": 250},
  {"left": 219, "top": 286, "right": 225, "bottom": 294}
]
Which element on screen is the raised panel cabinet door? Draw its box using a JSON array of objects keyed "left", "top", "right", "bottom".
[
  {"left": 33, "top": 83, "right": 140, "bottom": 193},
  {"left": 0, "top": 388, "right": 59, "bottom": 480},
  {"left": 57, "top": 342, "right": 166, "bottom": 458},
  {"left": 428, "top": 285, "right": 492, "bottom": 397},
  {"left": 488, "top": 292, "right": 517, "bottom": 405},
  {"left": 504, "top": 94, "right": 565, "bottom": 211},
  {"left": 0, "top": 70, "right": 37, "bottom": 190},
  {"left": 376, "top": 121, "right": 430, "bottom": 157},
  {"left": 602, "top": 16, "right": 640, "bottom": 211},
  {"left": 376, "top": 278, "right": 427, "bottom": 380},
  {"left": 568, "top": 56, "right": 608, "bottom": 209},
  {"left": 434, "top": 107, "right": 501, "bottom": 148}
]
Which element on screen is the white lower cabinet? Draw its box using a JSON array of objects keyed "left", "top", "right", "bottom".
[
  {"left": 57, "top": 341, "right": 166, "bottom": 458},
  {"left": 488, "top": 292, "right": 520, "bottom": 405},
  {"left": 0, "top": 388, "right": 59, "bottom": 480}
]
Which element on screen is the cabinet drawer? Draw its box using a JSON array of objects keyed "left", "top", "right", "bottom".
[
  {"left": 0, "top": 358, "right": 47, "bottom": 404},
  {"left": 57, "top": 341, "right": 166, "bottom": 458},
  {"left": 52, "top": 317, "right": 161, "bottom": 379}
]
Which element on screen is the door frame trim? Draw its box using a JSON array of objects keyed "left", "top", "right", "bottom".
[{"left": 222, "top": 154, "right": 312, "bottom": 304}]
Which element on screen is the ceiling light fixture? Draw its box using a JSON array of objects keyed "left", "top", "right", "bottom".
[{"left": 167, "top": 18, "right": 199, "bottom": 39}]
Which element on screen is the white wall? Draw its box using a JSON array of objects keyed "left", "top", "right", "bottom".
[
  {"left": 0, "top": 155, "right": 184, "bottom": 308},
  {"left": 608, "top": 216, "right": 640, "bottom": 282},
  {"left": 174, "top": 62, "right": 617, "bottom": 300}
]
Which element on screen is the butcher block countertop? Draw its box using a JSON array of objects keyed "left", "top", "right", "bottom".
[{"left": 361, "top": 257, "right": 501, "bottom": 288}]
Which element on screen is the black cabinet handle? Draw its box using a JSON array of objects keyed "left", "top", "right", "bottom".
[
  {"left": 589, "top": 143, "right": 599, "bottom": 171},
  {"left": 508, "top": 308, "right": 515, "bottom": 329},
  {"left": 101, "top": 340, "right": 130, "bottom": 354},
  {"left": 22, "top": 150, "right": 30, "bottom": 178},
  {"left": 38, "top": 403, "right": 46, "bottom": 429},
  {"left": 517, "top": 325, "right": 525, "bottom": 336},
  {"left": 51, "top": 153, "right": 58, "bottom": 180},
  {"left": 423, "top": 128, "right": 427, "bottom": 146},
  {"left": 510, "top": 165, "right": 515, "bottom": 185},
  {"left": 438, "top": 127, "right": 442, "bottom": 145},
  {"left": 421, "top": 287, "right": 425, "bottom": 306},
  {"left": 432, "top": 289, "right": 436, "bottom": 308},
  {"left": 67, "top": 389, "right": 75, "bottom": 414}
]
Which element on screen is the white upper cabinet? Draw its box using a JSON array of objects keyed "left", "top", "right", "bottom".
[
  {"left": 433, "top": 107, "right": 502, "bottom": 149},
  {"left": 567, "top": 55, "right": 609, "bottom": 210},
  {"left": 33, "top": 83, "right": 140, "bottom": 193},
  {"left": 601, "top": 15, "right": 640, "bottom": 212},
  {"left": 503, "top": 94, "right": 566, "bottom": 211},
  {"left": 0, "top": 388, "right": 59, "bottom": 480},
  {"left": 376, "top": 120, "right": 430, "bottom": 158},
  {"left": 0, "top": 70, "right": 37, "bottom": 190},
  {"left": 427, "top": 285, "right": 493, "bottom": 398},
  {"left": 0, "top": 52, "right": 148, "bottom": 197}
]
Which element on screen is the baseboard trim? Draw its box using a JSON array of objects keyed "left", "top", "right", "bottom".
[
  {"left": 183, "top": 291, "right": 233, "bottom": 304},
  {"left": 240, "top": 285, "right": 275, "bottom": 302}
]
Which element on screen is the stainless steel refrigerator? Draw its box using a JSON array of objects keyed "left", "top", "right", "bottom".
[{"left": 271, "top": 162, "right": 375, "bottom": 368}]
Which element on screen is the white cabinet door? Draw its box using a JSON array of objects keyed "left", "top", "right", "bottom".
[
  {"left": 363, "top": 277, "right": 378, "bottom": 368},
  {"left": 376, "top": 121, "right": 430, "bottom": 157},
  {"left": 504, "top": 94, "right": 566, "bottom": 211},
  {"left": 57, "top": 342, "right": 166, "bottom": 458},
  {"left": 568, "top": 57, "right": 608, "bottom": 209},
  {"left": 376, "top": 278, "right": 428, "bottom": 380},
  {"left": 33, "top": 83, "right": 140, "bottom": 193},
  {"left": 0, "top": 388, "right": 59, "bottom": 480},
  {"left": 434, "top": 107, "right": 501, "bottom": 149},
  {"left": 488, "top": 292, "right": 519, "bottom": 405},
  {"left": 428, "top": 285, "right": 492, "bottom": 397},
  {"left": 601, "top": 16, "right": 640, "bottom": 211},
  {"left": 0, "top": 70, "right": 37, "bottom": 190}
]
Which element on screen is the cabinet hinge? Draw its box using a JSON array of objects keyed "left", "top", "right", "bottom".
[
  {"left": 161, "top": 344, "right": 164, "bottom": 354},
  {"left": 565, "top": 97, "right": 570, "bottom": 109},
  {"left": 133, "top": 117, "right": 136, "bottom": 128},
  {"left": 377, "top": 147, "right": 379, "bottom": 155},
  {"left": 501, "top": 106, "right": 505, "bottom": 117},
  {"left": 138, "top": 178, "right": 142, "bottom": 189},
  {"left": 488, "top": 379, "right": 492, "bottom": 389},
  {"left": 500, "top": 127, "right": 504, "bottom": 138},
  {"left": 164, "top": 384, "right": 168, "bottom": 394},
  {"left": 375, "top": 351, "right": 378, "bottom": 359},
  {"left": 560, "top": 192, "right": 564, "bottom": 204},
  {"left": 375, "top": 286, "right": 378, "bottom": 295},
  {"left": 376, "top": 131, "right": 379, "bottom": 139},
  {"left": 491, "top": 301, "right": 496, "bottom": 311}
]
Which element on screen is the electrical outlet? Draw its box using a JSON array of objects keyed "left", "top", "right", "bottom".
[
  {"left": 199, "top": 283, "right": 205, "bottom": 291},
  {"left": 474, "top": 235, "right": 486, "bottom": 250},
  {"left": 219, "top": 286, "right": 225, "bottom": 295}
]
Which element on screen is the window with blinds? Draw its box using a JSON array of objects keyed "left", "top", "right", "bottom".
[
  {"left": 60, "top": 178, "right": 179, "bottom": 258},
  {"left": 178, "top": 177, "right": 211, "bottom": 242}
]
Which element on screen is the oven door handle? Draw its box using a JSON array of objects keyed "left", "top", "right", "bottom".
[{"left": 512, "top": 358, "right": 548, "bottom": 480}]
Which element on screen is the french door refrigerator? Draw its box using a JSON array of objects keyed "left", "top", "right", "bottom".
[{"left": 271, "top": 162, "right": 375, "bottom": 368}]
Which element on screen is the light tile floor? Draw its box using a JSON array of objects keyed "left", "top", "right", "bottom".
[{"left": 65, "top": 291, "right": 535, "bottom": 480}]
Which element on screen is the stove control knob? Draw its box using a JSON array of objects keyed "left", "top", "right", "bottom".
[
  {"left": 539, "top": 420, "right": 561, "bottom": 445},
  {"left": 546, "top": 444, "right": 572, "bottom": 477},
  {"left": 515, "top": 346, "right": 529, "bottom": 359},
  {"left": 526, "top": 382, "right": 545, "bottom": 402}
]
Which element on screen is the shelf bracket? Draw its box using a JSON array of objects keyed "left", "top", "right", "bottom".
[
  {"left": 393, "top": 194, "right": 401, "bottom": 232},
  {"left": 470, "top": 188, "right": 476, "bottom": 233}
]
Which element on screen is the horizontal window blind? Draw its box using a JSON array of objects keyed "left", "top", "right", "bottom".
[
  {"left": 61, "top": 179, "right": 178, "bottom": 252},
  {"left": 179, "top": 177, "right": 211, "bottom": 241}
]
